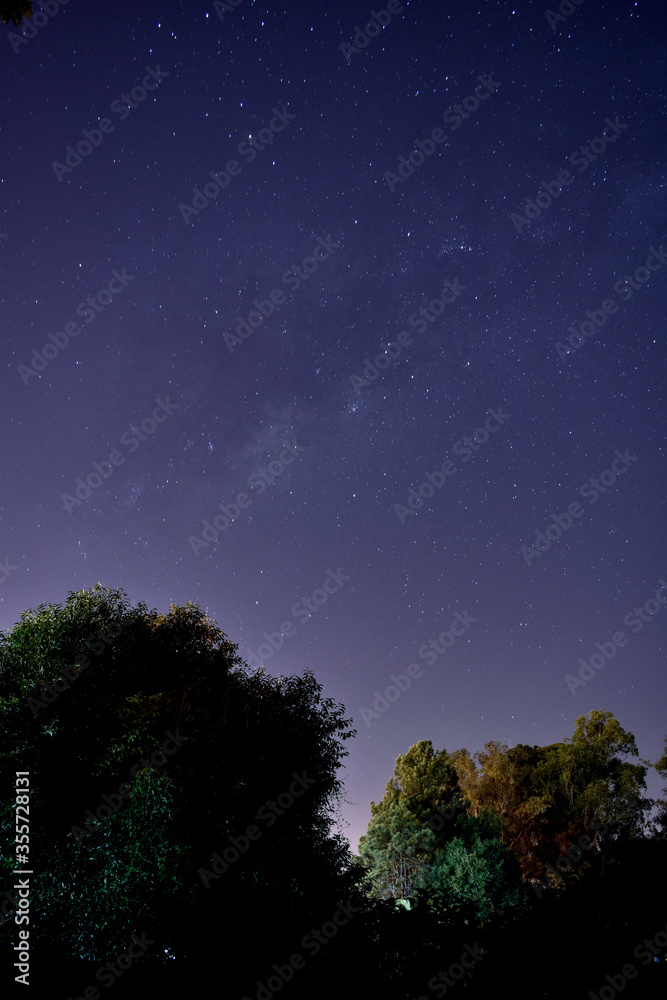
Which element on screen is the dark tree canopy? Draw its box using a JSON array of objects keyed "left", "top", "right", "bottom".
[
  {"left": 0, "top": 0, "right": 31, "bottom": 26},
  {"left": 0, "top": 585, "right": 356, "bottom": 992},
  {"left": 1, "top": 586, "right": 666, "bottom": 998},
  {"left": 654, "top": 736, "right": 667, "bottom": 838}
]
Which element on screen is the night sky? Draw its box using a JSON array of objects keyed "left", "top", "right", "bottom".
[{"left": 2, "top": 0, "right": 666, "bottom": 854}]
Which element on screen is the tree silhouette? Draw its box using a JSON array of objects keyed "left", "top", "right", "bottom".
[
  {"left": 0, "top": 585, "right": 356, "bottom": 994},
  {"left": 0, "top": 0, "right": 31, "bottom": 26},
  {"left": 654, "top": 735, "right": 667, "bottom": 837}
]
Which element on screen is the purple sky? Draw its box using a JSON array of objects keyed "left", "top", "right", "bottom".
[{"left": 2, "top": 0, "right": 666, "bottom": 852}]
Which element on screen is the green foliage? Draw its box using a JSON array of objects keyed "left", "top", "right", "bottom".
[
  {"left": 35, "top": 773, "right": 192, "bottom": 961},
  {"left": 359, "top": 741, "right": 462, "bottom": 899},
  {"left": 417, "top": 836, "right": 525, "bottom": 922},
  {"left": 560, "top": 709, "right": 651, "bottom": 835},
  {"left": 447, "top": 709, "right": 651, "bottom": 881},
  {"left": 359, "top": 792, "right": 437, "bottom": 899},
  {"left": 359, "top": 710, "right": 654, "bottom": 926},
  {"left": 0, "top": 584, "right": 130, "bottom": 700},
  {"left": 1, "top": 585, "right": 662, "bottom": 996},
  {"left": 653, "top": 735, "right": 667, "bottom": 838},
  {"left": 386, "top": 740, "right": 460, "bottom": 813}
]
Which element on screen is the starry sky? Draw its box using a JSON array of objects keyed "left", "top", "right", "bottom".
[{"left": 2, "top": 0, "right": 666, "bottom": 854}]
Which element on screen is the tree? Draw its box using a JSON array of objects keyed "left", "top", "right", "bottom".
[
  {"left": 0, "top": 585, "right": 356, "bottom": 991},
  {"left": 653, "top": 736, "right": 667, "bottom": 838},
  {"left": 449, "top": 710, "right": 651, "bottom": 883},
  {"left": 559, "top": 709, "right": 651, "bottom": 836},
  {"left": 21, "top": 772, "right": 191, "bottom": 961},
  {"left": 0, "top": 0, "right": 31, "bottom": 26},
  {"left": 417, "top": 835, "right": 525, "bottom": 922},
  {"left": 359, "top": 740, "right": 463, "bottom": 899},
  {"left": 358, "top": 790, "right": 434, "bottom": 899}
]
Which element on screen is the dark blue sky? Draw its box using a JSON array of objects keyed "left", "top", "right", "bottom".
[{"left": 2, "top": 0, "right": 666, "bottom": 852}]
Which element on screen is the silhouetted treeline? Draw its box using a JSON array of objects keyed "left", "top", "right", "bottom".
[{"left": 0, "top": 587, "right": 665, "bottom": 998}]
